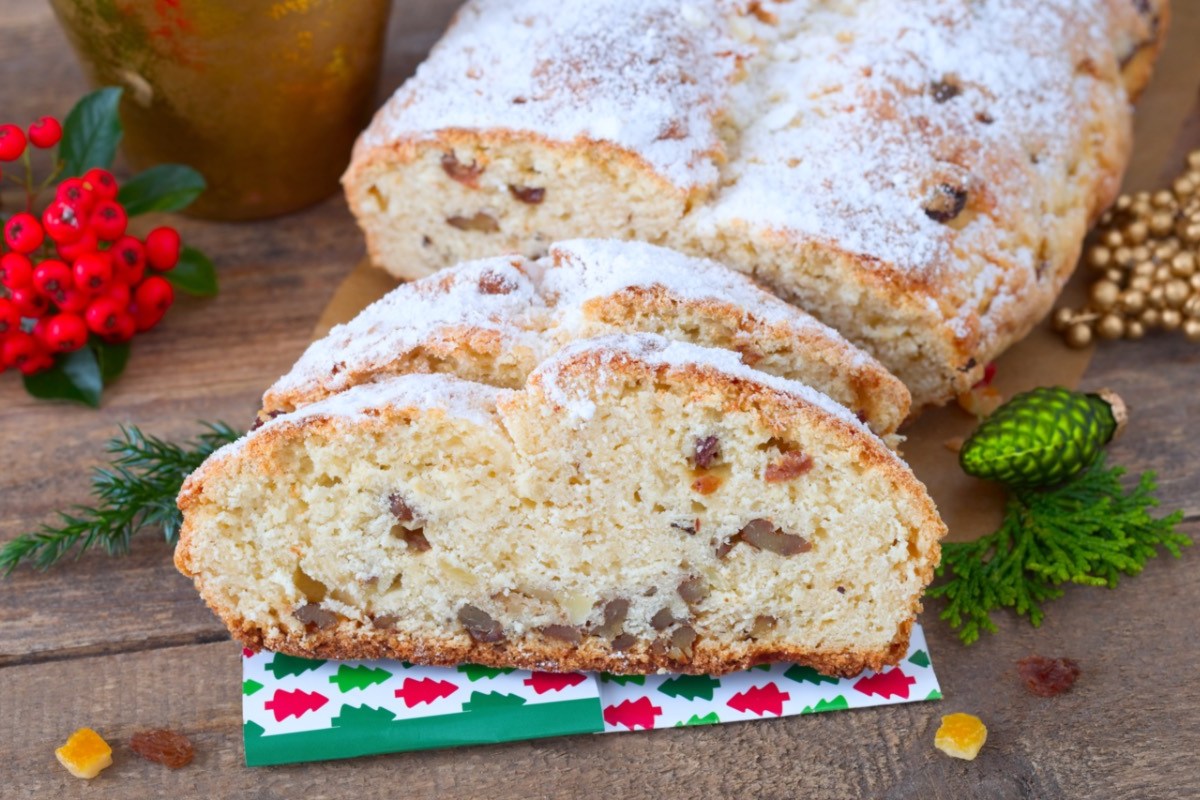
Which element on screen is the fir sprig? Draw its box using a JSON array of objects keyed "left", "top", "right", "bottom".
[
  {"left": 0, "top": 423, "right": 241, "bottom": 575},
  {"left": 929, "top": 453, "right": 1190, "bottom": 644}
]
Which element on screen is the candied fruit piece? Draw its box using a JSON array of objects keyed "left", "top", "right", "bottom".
[
  {"left": 934, "top": 713, "right": 987, "bottom": 760},
  {"left": 130, "top": 729, "right": 195, "bottom": 769},
  {"left": 55, "top": 727, "right": 113, "bottom": 779}
]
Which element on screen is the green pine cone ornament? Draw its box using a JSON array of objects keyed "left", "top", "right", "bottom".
[{"left": 959, "top": 387, "right": 1127, "bottom": 489}]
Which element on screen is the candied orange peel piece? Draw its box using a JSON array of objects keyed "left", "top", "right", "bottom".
[
  {"left": 934, "top": 712, "right": 988, "bottom": 760},
  {"left": 55, "top": 727, "right": 113, "bottom": 779}
]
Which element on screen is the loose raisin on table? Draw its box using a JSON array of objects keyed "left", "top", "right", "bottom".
[
  {"left": 1017, "top": 655, "right": 1081, "bottom": 697},
  {"left": 130, "top": 729, "right": 195, "bottom": 769}
]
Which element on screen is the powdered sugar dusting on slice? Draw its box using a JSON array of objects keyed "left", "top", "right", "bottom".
[
  {"left": 358, "top": 0, "right": 746, "bottom": 189},
  {"left": 267, "top": 255, "right": 548, "bottom": 401},
  {"left": 538, "top": 332, "right": 872, "bottom": 437}
]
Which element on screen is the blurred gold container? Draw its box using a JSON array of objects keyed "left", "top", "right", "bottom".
[{"left": 49, "top": 0, "right": 392, "bottom": 220}]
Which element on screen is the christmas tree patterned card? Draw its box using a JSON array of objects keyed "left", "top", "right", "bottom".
[{"left": 243, "top": 624, "right": 939, "bottom": 765}]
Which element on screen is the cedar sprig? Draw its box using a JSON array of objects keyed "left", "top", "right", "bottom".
[
  {"left": 0, "top": 423, "right": 241, "bottom": 575},
  {"left": 930, "top": 453, "right": 1190, "bottom": 644}
]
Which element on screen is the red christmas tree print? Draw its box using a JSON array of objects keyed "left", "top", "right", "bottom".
[
  {"left": 264, "top": 688, "right": 329, "bottom": 721},
  {"left": 393, "top": 677, "right": 459, "bottom": 708},
  {"left": 603, "top": 697, "right": 663, "bottom": 730},
  {"left": 727, "top": 683, "right": 790, "bottom": 717},
  {"left": 523, "top": 672, "right": 587, "bottom": 695},
  {"left": 852, "top": 668, "right": 915, "bottom": 699}
]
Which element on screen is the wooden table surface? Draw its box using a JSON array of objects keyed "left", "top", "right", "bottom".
[{"left": 2, "top": 2, "right": 1198, "bottom": 798}]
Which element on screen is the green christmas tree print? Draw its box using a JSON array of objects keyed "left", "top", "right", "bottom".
[
  {"left": 457, "top": 664, "right": 516, "bottom": 681},
  {"left": 329, "top": 664, "right": 392, "bottom": 692},
  {"left": 801, "top": 695, "right": 849, "bottom": 714},
  {"left": 783, "top": 664, "right": 839, "bottom": 686},
  {"left": 265, "top": 652, "right": 327, "bottom": 679},
  {"left": 658, "top": 674, "right": 721, "bottom": 701}
]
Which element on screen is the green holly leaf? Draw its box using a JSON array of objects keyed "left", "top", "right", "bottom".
[
  {"left": 658, "top": 674, "right": 720, "bottom": 701},
  {"left": 118, "top": 164, "right": 207, "bottom": 216},
  {"left": 94, "top": 339, "right": 130, "bottom": 384},
  {"left": 783, "top": 665, "right": 839, "bottom": 686},
  {"left": 165, "top": 246, "right": 219, "bottom": 297},
  {"left": 456, "top": 664, "right": 515, "bottom": 681},
  {"left": 60, "top": 87, "right": 123, "bottom": 177},
  {"left": 242, "top": 679, "right": 264, "bottom": 697},
  {"left": 22, "top": 346, "right": 104, "bottom": 407},
  {"left": 329, "top": 664, "right": 392, "bottom": 692}
]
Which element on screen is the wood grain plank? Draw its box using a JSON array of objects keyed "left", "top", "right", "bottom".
[{"left": 2, "top": 529, "right": 1195, "bottom": 800}]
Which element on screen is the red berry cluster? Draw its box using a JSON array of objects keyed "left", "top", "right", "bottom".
[{"left": 0, "top": 117, "right": 180, "bottom": 376}]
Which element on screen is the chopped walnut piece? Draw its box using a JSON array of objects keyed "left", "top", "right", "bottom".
[
  {"left": 447, "top": 212, "right": 500, "bottom": 233},
  {"left": 677, "top": 576, "right": 709, "bottom": 606},
  {"left": 764, "top": 450, "right": 814, "bottom": 482},
  {"left": 477, "top": 271, "right": 517, "bottom": 295},
  {"left": 1017, "top": 655, "right": 1081, "bottom": 697},
  {"left": 650, "top": 607, "right": 677, "bottom": 631},
  {"left": 749, "top": 615, "right": 777, "bottom": 638},
  {"left": 670, "top": 626, "right": 698, "bottom": 660},
  {"left": 130, "top": 729, "right": 195, "bottom": 769},
  {"left": 508, "top": 185, "right": 545, "bottom": 204},
  {"left": 693, "top": 435, "right": 721, "bottom": 468},
  {"left": 389, "top": 493, "right": 417, "bottom": 523},
  {"left": 611, "top": 633, "right": 637, "bottom": 651},
  {"left": 441, "top": 152, "right": 483, "bottom": 186},
  {"left": 741, "top": 521, "right": 811, "bottom": 556},
  {"left": 924, "top": 183, "right": 968, "bottom": 223},
  {"left": 294, "top": 603, "right": 339, "bottom": 630},
  {"left": 458, "top": 604, "right": 505, "bottom": 643},
  {"left": 721, "top": 518, "right": 812, "bottom": 558},
  {"left": 542, "top": 624, "right": 582, "bottom": 644},
  {"left": 372, "top": 614, "right": 400, "bottom": 629},
  {"left": 594, "top": 598, "right": 630, "bottom": 640},
  {"left": 691, "top": 474, "right": 722, "bottom": 495},
  {"left": 399, "top": 528, "right": 431, "bottom": 552}
]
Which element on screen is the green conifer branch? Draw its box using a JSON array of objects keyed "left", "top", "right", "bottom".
[
  {"left": 930, "top": 454, "right": 1190, "bottom": 644},
  {"left": 0, "top": 422, "right": 241, "bottom": 575}
]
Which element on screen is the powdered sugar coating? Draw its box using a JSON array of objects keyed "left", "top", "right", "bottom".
[
  {"left": 358, "top": 0, "right": 746, "bottom": 189},
  {"left": 537, "top": 332, "right": 872, "bottom": 436},
  {"left": 692, "top": 0, "right": 1132, "bottom": 340},
  {"left": 266, "top": 239, "right": 892, "bottom": 414},
  {"left": 268, "top": 256, "right": 547, "bottom": 401},
  {"left": 544, "top": 240, "right": 860, "bottom": 355}
]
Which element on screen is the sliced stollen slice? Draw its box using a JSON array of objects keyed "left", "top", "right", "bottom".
[
  {"left": 177, "top": 334, "right": 944, "bottom": 676},
  {"left": 262, "top": 239, "right": 910, "bottom": 439}
]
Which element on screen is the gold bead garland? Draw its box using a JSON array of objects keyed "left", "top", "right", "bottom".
[{"left": 1055, "top": 148, "right": 1200, "bottom": 346}]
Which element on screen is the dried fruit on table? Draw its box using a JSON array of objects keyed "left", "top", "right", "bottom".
[
  {"left": 130, "top": 728, "right": 196, "bottom": 769},
  {"left": 55, "top": 727, "right": 113, "bottom": 779},
  {"left": 1017, "top": 655, "right": 1081, "bottom": 697},
  {"left": 934, "top": 713, "right": 987, "bottom": 761}
]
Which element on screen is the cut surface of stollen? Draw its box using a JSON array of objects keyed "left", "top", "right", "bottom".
[{"left": 178, "top": 334, "right": 945, "bottom": 679}]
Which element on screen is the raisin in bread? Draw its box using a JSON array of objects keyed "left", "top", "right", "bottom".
[
  {"left": 262, "top": 239, "right": 910, "bottom": 439},
  {"left": 176, "top": 334, "right": 945, "bottom": 676},
  {"left": 344, "top": 0, "right": 1166, "bottom": 408}
]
